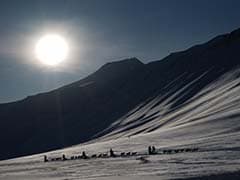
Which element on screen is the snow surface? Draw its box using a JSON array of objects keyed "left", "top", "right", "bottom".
[{"left": 1, "top": 69, "right": 240, "bottom": 180}]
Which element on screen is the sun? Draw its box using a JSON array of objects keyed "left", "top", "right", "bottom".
[{"left": 35, "top": 34, "right": 69, "bottom": 66}]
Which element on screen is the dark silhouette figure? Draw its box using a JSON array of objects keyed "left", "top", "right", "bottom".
[
  {"left": 126, "top": 152, "right": 131, "bottom": 156},
  {"left": 148, "top": 146, "right": 157, "bottom": 155},
  {"left": 82, "top": 151, "right": 88, "bottom": 159},
  {"left": 148, "top": 146, "right": 152, "bottom": 155},
  {"left": 44, "top": 155, "right": 48, "bottom": 162},
  {"left": 62, "top": 154, "right": 67, "bottom": 161},
  {"left": 120, "top": 152, "right": 125, "bottom": 156},
  {"left": 98, "top": 153, "right": 103, "bottom": 158},
  {"left": 193, "top": 148, "right": 199, "bottom": 152},
  {"left": 179, "top": 149, "right": 184, "bottom": 153},
  {"left": 70, "top": 156, "right": 75, "bottom": 160},
  {"left": 152, "top": 146, "right": 156, "bottom": 154},
  {"left": 175, "top": 149, "right": 180, "bottom": 153},
  {"left": 185, "top": 148, "right": 191, "bottom": 152},
  {"left": 132, "top": 152, "right": 137, "bottom": 156},
  {"left": 91, "top": 154, "right": 97, "bottom": 158},
  {"left": 110, "top": 148, "right": 116, "bottom": 157}
]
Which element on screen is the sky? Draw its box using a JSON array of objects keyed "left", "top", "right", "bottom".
[{"left": 1, "top": 0, "right": 240, "bottom": 103}]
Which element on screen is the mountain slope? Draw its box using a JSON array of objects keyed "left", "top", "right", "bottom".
[
  {"left": 0, "top": 58, "right": 149, "bottom": 160},
  {"left": 99, "top": 68, "right": 240, "bottom": 140},
  {"left": 1, "top": 69, "right": 240, "bottom": 179},
  {"left": 96, "top": 27, "right": 240, "bottom": 138},
  {"left": 1, "top": 28, "right": 240, "bottom": 161}
]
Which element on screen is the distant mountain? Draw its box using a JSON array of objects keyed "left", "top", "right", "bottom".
[{"left": 1, "top": 28, "right": 240, "bottom": 160}]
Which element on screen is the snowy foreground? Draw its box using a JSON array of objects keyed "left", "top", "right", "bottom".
[
  {"left": 1, "top": 70, "right": 240, "bottom": 180},
  {"left": 1, "top": 131, "right": 240, "bottom": 180}
]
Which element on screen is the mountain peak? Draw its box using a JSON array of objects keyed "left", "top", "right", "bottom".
[
  {"left": 95, "top": 57, "right": 145, "bottom": 75},
  {"left": 101, "top": 57, "right": 143, "bottom": 68}
]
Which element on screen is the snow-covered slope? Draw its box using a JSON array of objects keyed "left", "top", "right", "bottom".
[
  {"left": 101, "top": 68, "right": 240, "bottom": 140},
  {"left": 0, "top": 54, "right": 240, "bottom": 179},
  {"left": 2, "top": 28, "right": 240, "bottom": 179},
  {"left": 1, "top": 61, "right": 240, "bottom": 180}
]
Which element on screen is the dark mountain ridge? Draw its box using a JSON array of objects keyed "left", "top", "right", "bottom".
[{"left": 1, "top": 28, "right": 240, "bottom": 160}]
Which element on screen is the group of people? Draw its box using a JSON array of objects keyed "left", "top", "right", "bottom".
[
  {"left": 44, "top": 146, "right": 157, "bottom": 162},
  {"left": 44, "top": 146, "right": 198, "bottom": 162},
  {"left": 44, "top": 151, "right": 89, "bottom": 162},
  {"left": 44, "top": 149, "right": 117, "bottom": 162}
]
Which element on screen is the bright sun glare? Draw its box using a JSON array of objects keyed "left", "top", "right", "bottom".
[{"left": 35, "top": 34, "right": 69, "bottom": 66}]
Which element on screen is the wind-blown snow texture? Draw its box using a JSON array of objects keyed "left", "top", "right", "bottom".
[{"left": 1, "top": 28, "right": 240, "bottom": 179}]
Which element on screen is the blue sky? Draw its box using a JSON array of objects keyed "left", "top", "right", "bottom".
[{"left": 1, "top": 0, "right": 240, "bottom": 103}]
